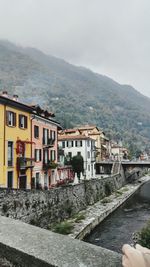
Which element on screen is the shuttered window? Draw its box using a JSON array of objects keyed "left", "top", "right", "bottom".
[
  {"left": 43, "top": 128, "right": 49, "bottom": 145},
  {"left": 34, "top": 149, "right": 42, "bottom": 162},
  {"left": 34, "top": 125, "right": 39, "bottom": 138},
  {"left": 6, "top": 111, "right": 16, "bottom": 127},
  {"left": 19, "top": 115, "right": 27, "bottom": 129},
  {"left": 50, "top": 130, "right": 56, "bottom": 140},
  {"left": 43, "top": 149, "right": 49, "bottom": 164},
  {"left": 51, "top": 150, "right": 56, "bottom": 161}
]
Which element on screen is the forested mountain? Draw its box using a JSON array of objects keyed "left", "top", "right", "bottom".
[{"left": 0, "top": 40, "right": 150, "bottom": 152}]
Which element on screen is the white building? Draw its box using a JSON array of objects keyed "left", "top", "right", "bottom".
[
  {"left": 110, "top": 143, "right": 128, "bottom": 161},
  {"left": 58, "top": 135, "right": 96, "bottom": 179}
]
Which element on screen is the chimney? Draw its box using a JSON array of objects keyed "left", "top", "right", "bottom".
[
  {"left": 13, "top": 95, "right": 18, "bottom": 101},
  {"left": 2, "top": 91, "right": 8, "bottom": 98}
]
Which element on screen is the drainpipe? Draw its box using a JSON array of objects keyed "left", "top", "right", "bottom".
[
  {"left": 30, "top": 115, "right": 35, "bottom": 189},
  {"left": 3, "top": 105, "right": 6, "bottom": 167}
]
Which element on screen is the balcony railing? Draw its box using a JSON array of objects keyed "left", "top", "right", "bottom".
[
  {"left": 43, "top": 138, "right": 55, "bottom": 147},
  {"left": 17, "top": 157, "right": 35, "bottom": 170},
  {"left": 43, "top": 160, "right": 58, "bottom": 170}
]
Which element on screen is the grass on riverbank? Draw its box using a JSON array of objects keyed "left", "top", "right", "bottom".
[
  {"left": 49, "top": 212, "right": 86, "bottom": 235},
  {"left": 52, "top": 221, "right": 74, "bottom": 235}
]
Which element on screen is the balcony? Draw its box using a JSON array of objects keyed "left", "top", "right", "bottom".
[
  {"left": 43, "top": 138, "right": 55, "bottom": 147},
  {"left": 43, "top": 160, "right": 58, "bottom": 170},
  {"left": 17, "top": 157, "right": 35, "bottom": 170}
]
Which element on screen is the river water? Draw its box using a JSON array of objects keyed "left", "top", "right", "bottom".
[{"left": 84, "top": 181, "right": 150, "bottom": 253}]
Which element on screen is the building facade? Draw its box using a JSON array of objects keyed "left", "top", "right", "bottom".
[
  {"left": 110, "top": 143, "right": 128, "bottom": 161},
  {"left": 58, "top": 135, "right": 96, "bottom": 179},
  {"left": 60, "top": 125, "right": 110, "bottom": 162},
  {"left": 31, "top": 106, "right": 60, "bottom": 189},
  {"left": 0, "top": 93, "right": 33, "bottom": 189}
]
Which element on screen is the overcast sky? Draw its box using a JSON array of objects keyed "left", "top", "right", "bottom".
[{"left": 0, "top": 0, "right": 150, "bottom": 97}]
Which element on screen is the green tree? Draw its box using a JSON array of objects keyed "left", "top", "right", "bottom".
[{"left": 71, "top": 155, "right": 84, "bottom": 177}]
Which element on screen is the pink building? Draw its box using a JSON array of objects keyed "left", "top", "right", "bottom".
[{"left": 31, "top": 105, "right": 61, "bottom": 189}]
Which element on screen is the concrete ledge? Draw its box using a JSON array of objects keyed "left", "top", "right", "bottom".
[{"left": 0, "top": 216, "right": 121, "bottom": 267}]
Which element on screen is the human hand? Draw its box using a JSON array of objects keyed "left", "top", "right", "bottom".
[{"left": 122, "top": 244, "right": 150, "bottom": 267}]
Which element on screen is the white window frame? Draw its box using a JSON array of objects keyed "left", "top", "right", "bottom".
[
  {"left": 8, "top": 141, "right": 13, "bottom": 167},
  {"left": 8, "top": 112, "right": 14, "bottom": 126}
]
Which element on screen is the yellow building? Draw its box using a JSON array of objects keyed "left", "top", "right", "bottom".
[{"left": 0, "top": 93, "right": 34, "bottom": 189}]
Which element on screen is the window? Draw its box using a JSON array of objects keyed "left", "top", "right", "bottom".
[
  {"left": 88, "top": 165, "right": 90, "bottom": 171},
  {"left": 62, "top": 141, "right": 65, "bottom": 148},
  {"left": 35, "top": 172, "right": 40, "bottom": 189},
  {"left": 51, "top": 150, "right": 56, "bottom": 161},
  {"left": 6, "top": 111, "right": 16, "bottom": 127},
  {"left": 34, "top": 149, "right": 41, "bottom": 162},
  {"left": 43, "top": 149, "right": 49, "bottom": 164},
  {"left": 50, "top": 130, "right": 56, "bottom": 140},
  {"left": 77, "top": 152, "right": 81, "bottom": 156},
  {"left": 87, "top": 140, "right": 90, "bottom": 147},
  {"left": 88, "top": 151, "right": 90, "bottom": 159},
  {"left": 43, "top": 128, "right": 49, "bottom": 145},
  {"left": 7, "top": 171, "right": 13, "bottom": 188},
  {"left": 19, "top": 115, "right": 27, "bottom": 129},
  {"left": 34, "top": 125, "right": 39, "bottom": 138},
  {"left": 75, "top": 140, "right": 82, "bottom": 147},
  {"left": 8, "top": 141, "right": 13, "bottom": 167},
  {"left": 68, "top": 141, "right": 73, "bottom": 148}
]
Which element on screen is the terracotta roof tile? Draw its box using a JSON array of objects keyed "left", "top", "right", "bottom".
[{"left": 58, "top": 135, "right": 93, "bottom": 141}]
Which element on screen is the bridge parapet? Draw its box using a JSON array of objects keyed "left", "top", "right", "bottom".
[{"left": 0, "top": 216, "right": 121, "bottom": 267}]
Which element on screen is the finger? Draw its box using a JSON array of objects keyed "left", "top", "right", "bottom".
[
  {"left": 122, "top": 255, "right": 130, "bottom": 267},
  {"left": 136, "top": 244, "right": 150, "bottom": 254},
  {"left": 122, "top": 244, "right": 135, "bottom": 255}
]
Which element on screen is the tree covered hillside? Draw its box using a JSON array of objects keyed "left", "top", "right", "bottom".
[{"left": 0, "top": 40, "right": 150, "bottom": 151}]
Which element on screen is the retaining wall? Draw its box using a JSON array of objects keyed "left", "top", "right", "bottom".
[{"left": 0, "top": 173, "right": 125, "bottom": 228}]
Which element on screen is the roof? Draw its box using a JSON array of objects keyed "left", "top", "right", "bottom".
[
  {"left": 58, "top": 135, "right": 93, "bottom": 141},
  {"left": 31, "top": 105, "right": 55, "bottom": 117},
  {"left": 76, "top": 125, "right": 98, "bottom": 130},
  {"left": 61, "top": 128, "right": 80, "bottom": 133},
  {"left": 0, "top": 95, "right": 61, "bottom": 128},
  {"left": 0, "top": 95, "right": 33, "bottom": 113},
  {"left": 32, "top": 113, "right": 61, "bottom": 129}
]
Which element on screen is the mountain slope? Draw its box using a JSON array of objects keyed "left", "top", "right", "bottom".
[{"left": 0, "top": 40, "right": 150, "bottom": 151}]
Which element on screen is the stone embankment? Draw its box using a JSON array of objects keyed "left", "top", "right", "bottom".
[
  {"left": 0, "top": 173, "right": 125, "bottom": 228},
  {"left": 69, "top": 176, "right": 150, "bottom": 240}
]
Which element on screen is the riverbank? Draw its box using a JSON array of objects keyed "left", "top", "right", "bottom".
[{"left": 69, "top": 175, "right": 150, "bottom": 240}]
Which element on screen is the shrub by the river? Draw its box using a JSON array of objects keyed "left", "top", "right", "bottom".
[
  {"left": 53, "top": 221, "right": 74, "bottom": 235},
  {"left": 138, "top": 220, "right": 150, "bottom": 249}
]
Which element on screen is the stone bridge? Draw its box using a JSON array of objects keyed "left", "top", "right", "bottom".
[{"left": 96, "top": 161, "right": 150, "bottom": 178}]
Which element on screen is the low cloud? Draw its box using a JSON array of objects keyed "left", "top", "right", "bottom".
[{"left": 0, "top": 0, "right": 150, "bottom": 96}]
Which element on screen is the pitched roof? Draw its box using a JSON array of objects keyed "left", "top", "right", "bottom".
[
  {"left": 76, "top": 125, "right": 97, "bottom": 130},
  {"left": 62, "top": 128, "right": 80, "bottom": 133},
  {"left": 58, "top": 134, "right": 93, "bottom": 141}
]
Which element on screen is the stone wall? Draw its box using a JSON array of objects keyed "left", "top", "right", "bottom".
[{"left": 0, "top": 173, "right": 125, "bottom": 228}]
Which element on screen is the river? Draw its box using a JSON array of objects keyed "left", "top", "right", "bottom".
[{"left": 84, "top": 181, "right": 150, "bottom": 253}]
